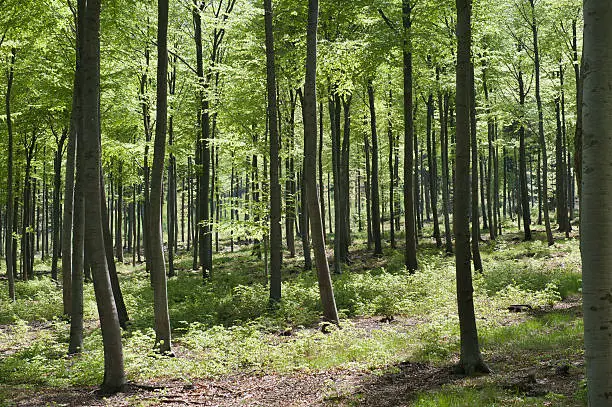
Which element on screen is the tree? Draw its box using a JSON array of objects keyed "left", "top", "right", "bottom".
[
  {"left": 303, "top": 0, "right": 339, "bottom": 324},
  {"left": 149, "top": 0, "right": 172, "bottom": 355},
  {"left": 454, "top": 0, "right": 489, "bottom": 376},
  {"left": 581, "top": 0, "right": 612, "bottom": 403},
  {"left": 402, "top": 0, "right": 417, "bottom": 271},
  {"left": 78, "top": 0, "right": 125, "bottom": 392},
  {"left": 4, "top": 46, "right": 15, "bottom": 301},
  {"left": 528, "top": 0, "right": 554, "bottom": 246},
  {"left": 367, "top": 81, "right": 383, "bottom": 256},
  {"left": 265, "top": 0, "right": 283, "bottom": 303}
]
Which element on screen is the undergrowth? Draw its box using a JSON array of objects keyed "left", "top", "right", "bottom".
[{"left": 0, "top": 231, "right": 584, "bottom": 406}]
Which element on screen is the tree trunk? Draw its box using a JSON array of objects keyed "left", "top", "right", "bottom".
[
  {"left": 441, "top": 94, "right": 453, "bottom": 254},
  {"left": 148, "top": 0, "right": 172, "bottom": 354},
  {"left": 52, "top": 130, "right": 67, "bottom": 281},
  {"left": 454, "top": 0, "right": 489, "bottom": 376},
  {"left": 4, "top": 47, "right": 16, "bottom": 300},
  {"left": 304, "top": 0, "right": 339, "bottom": 324},
  {"left": 265, "top": 0, "right": 283, "bottom": 303},
  {"left": 469, "top": 64, "right": 482, "bottom": 272},
  {"left": 529, "top": 0, "right": 554, "bottom": 246},
  {"left": 367, "top": 82, "right": 382, "bottom": 256},
  {"left": 402, "top": 0, "right": 417, "bottom": 271},
  {"left": 79, "top": 0, "right": 125, "bottom": 392},
  {"left": 517, "top": 68, "right": 532, "bottom": 241},
  {"left": 582, "top": 1, "right": 612, "bottom": 402},
  {"left": 387, "top": 89, "right": 396, "bottom": 248},
  {"left": 427, "top": 94, "right": 442, "bottom": 247}
]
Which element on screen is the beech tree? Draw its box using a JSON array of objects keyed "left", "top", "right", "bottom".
[
  {"left": 454, "top": 0, "right": 489, "bottom": 376},
  {"left": 582, "top": 0, "right": 612, "bottom": 403}
]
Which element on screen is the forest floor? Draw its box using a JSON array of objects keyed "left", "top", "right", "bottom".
[{"left": 0, "top": 224, "right": 586, "bottom": 406}]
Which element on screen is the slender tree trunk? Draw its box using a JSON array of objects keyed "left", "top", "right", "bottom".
[
  {"left": 427, "top": 94, "right": 442, "bottom": 247},
  {"left": 454, "top": 0, "right": 489, "bottom": 375},
  {"left": 52, "top": 131, "right": 67, "bottom": 281},
  {"left": 147, "top": 0, "right": 173, "bottom": 355},
  {"left": 441, "top": 95, "right": 453, "bottom": 254},
  {"left": 402, "top": 0, "right": 417, "bottom": 270},
  {"left": 5, "top": 47, "right": 16, "bottom": 301},
  {"left": 304, "top": 0, "right": 339, "bottom": 323},
  {"left": 469, "top": 64, "right": 482, "bottom": 271},
  {"left": 265, "top": 0, "right": 283, "bottom": 303},
  {"left": 517, "top": 68, "right": 532, "bottom": 241},
  {"left": 318, "top": 101, "right": 326, "bottom": 242},
  {"left": 529, "top": 0, "right": 553, "bottom": 246},
  {"left": 387, "top": 89, "right": 396, "bottom": 248},
  {"left": 364, "top": 124, "right": 372, "bottom": 250},
  {"left": 367, "top": 82, "right": 382, "bottom": 255}
]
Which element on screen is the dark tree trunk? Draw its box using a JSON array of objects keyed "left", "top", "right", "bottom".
[
  {"left": 149, "top": 0, "right": 172, "bottom": 354},
  {"left": 469, "top": 64, "right": 482, "bottom": 271},
  {"left": 454, "top": 0, "right": 489, "bottom": 375},
  {"left": 52, "top": 130, "right": 68, "bottom": 281},
  {"left": 518, "top": 69, "right": 532, "bottom": 241},
  {"left": 571, "top": 19, "right": 582, "bottom": 205},
  {"left": 364, "top": 122, "right": 372, "bottom": 250},
  {"left": 265, "top": 0, "right": 283, "bottom": 303},
  {"left": 427, "top": 94, "right": 442, "bottom": 247},
  {"left": 367, "top": 82, "right": 382, "bottom": 256},
  {"left": 387, "top": 89, "right": 396, "bottom": 248},
  {"left": 318, "top": 101, "right": 326, "bottom": 242},
  {"left": 402, "top": 0, "right": 417, "bottom": 270},
  {"left": 441, "top": 94, "right": 453, "bottom": 254},
  {"left": 285, "top": 91, "right": 297, "bottom": 258},
  {"left": 5, "top": 47, "right": 16, "bottom": 300},
  {"left": 115, "top": 165, "right": 124, "bottom": 262},
  {"left": 529, "top": 0, "right": 554, "bottom": 246}
]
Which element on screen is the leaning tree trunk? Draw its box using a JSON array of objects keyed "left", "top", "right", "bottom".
[
  {"left": 79, "top": 0, "right": 125, "bottom": 392},
  {"left": 454, "top": 0, "right": 489, "bottom": 376},
  {"left": 304, "top": 0, "right": 339, "bottom": 324},
  {"left": 582, "top": 1, "right": 612, "bottom": 403}
]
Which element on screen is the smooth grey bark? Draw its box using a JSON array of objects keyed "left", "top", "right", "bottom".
[
  {"left": 304, "top": 0, "right": 339, "bottom": 324},
  {"left": 264, "top": 0, "right": 283, "bottom": 303},
  {"left": 454, "top": 0, "right": 489, "bottom": 376},
  {"left": 582, "top": 1, "right": 612, "bottom": 403}
]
